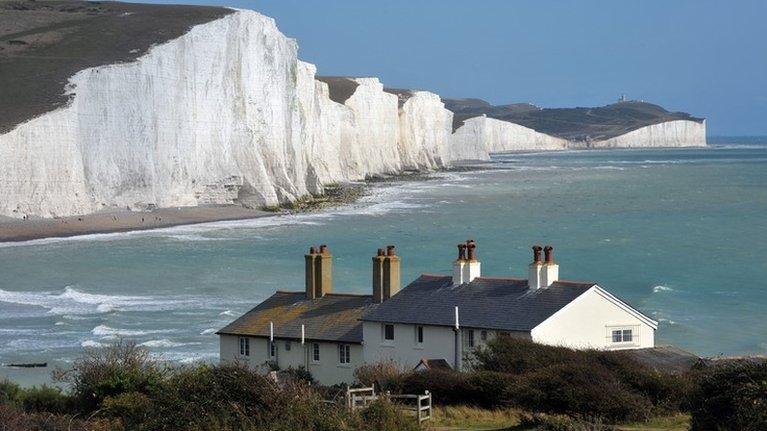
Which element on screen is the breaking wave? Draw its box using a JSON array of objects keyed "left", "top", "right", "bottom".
[
  {"left": 0, "top": 286, "right": 208, "bottom": 316},
  {"left": 91, "top": 325, "right": 173, "bottom": 338},
  {"left": 652, "top": 285, "right": 674, "bottom": 293}
]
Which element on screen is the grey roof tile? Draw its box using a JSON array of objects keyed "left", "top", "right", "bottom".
[{"left": 361, "top": 275, "right": 594, "bottom": 331}]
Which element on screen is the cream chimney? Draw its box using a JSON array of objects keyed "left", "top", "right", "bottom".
[
  {"left": 462, "top": 240, "right": 481, "bottom": 283},
  {"left": 382, "top": 245, "right": 400, "bottom": 300},
  {"left": 528, "top": 245, "right": 544, "bottom": 289},
  {"left": 372, "top": 248, "right": 386, "bottom": 303},
  {"left": 452, "top": 243, "right": 467, "bottom": 285},
  {"left": 314, "top": 244, "right": 333, "bottom": 297},
  {"left": 542, "top": 245, "right": 559, "bottom": 287},
  {"left": 305, "top": 246, "right": 318, "bottom": 299}
]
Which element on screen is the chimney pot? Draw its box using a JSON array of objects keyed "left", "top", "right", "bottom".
[
  {"left": 386, "top": 245, "right": 396, "bottom": 256},
  {"left": 319, "top": 244, "right": 328, "bottom": 254},
  {"left": 377, "top": 248, "right": 385, "bottom": 257},
  {"left": 532, "top": 245, "right": 543, "bottom": 264},
  {"left": 544, "top": 245, "right": 554, "bottom": 263},
  {"left": 309, "top": 246, "right": 316, "bottom": 254},
  {"left": 457, "top": 244, "right": 466, "bottom": 260},
  {"left": 466, "top": 242, "right": 477, "bottom": 261}
]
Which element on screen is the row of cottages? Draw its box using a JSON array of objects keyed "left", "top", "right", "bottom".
[{"left": 218, "top": 241, "right": 657, "bottom": 385}]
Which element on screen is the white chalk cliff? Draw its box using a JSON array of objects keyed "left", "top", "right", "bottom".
[
  {"left": 0, "top": 9, "right": 706, "bottom": 219},
  {"left": 583, "top": 120, "right": 707, "bottom": 149}
]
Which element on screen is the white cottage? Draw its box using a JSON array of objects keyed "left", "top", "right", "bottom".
[{"left": 218, "top": 241, "right": 657, "bottom": 385}]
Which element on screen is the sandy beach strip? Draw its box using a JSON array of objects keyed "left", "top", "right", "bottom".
[{"left": 0, "top": 206, "right": 272, "bottom": 243}]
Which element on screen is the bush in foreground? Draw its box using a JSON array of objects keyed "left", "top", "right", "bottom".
[{"left": 688, "top": 359, "right": 767, "bottom": 431}]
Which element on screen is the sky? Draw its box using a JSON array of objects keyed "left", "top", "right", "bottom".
[{"left": 140, "top": 0, "right": 766, "bottom": 136}]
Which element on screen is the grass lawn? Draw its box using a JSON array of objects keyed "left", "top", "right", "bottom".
[{"left": 427, "top": 406, "right": 690, "bottom": 431}]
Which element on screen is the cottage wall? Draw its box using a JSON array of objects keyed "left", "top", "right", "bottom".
[{"left": 531, "top": 287, "right": 655, "bottom": 350}]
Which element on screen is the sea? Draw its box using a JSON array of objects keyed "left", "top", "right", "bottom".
[{"left": 1, "top": 137, "right": 765, "bottom": 386}]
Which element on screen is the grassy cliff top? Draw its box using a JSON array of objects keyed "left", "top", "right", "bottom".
[
  {"left": 443, "top": 98, "right": 705, "bottom": 141},
  {"left": 0, "top": 0, "right": 232, "bottom": 134}
]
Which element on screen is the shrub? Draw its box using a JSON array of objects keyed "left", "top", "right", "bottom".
[
  {"left": 519, "top": 412, "right": 616, "bottom": 431},
  {"left": 689, "top": 360, "right": 767, "bottom": 430},
  {"left": 360, "top": 398, "right": 420, "bottom": 431},
  {"left": 0, "top": 379, "right": 22, "bottom": 405},
  {"left": 354, "top": 360, "right": 404, "bottom": 391},
  {"left": 19, "top": 385, "right": 70, "bottom": 414},
  {"left": 471, "top": 337, "right": 692, "bottom": 421},
  {"left": 53, "top": 339, "right": 165, "bottom": 413},
  {"left": 400, "top": 369, "right": 471, "bottom": 405},
  {"left": 513, "top": 363, "right": 653, "bottom": 422}
]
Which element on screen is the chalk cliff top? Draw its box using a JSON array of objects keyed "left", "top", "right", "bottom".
[
  {"left": 443, "top": 99, "right": 705, "bottom": 141},
  {"left": 0, "top": 0, "right": 232, "bottom": 133}
]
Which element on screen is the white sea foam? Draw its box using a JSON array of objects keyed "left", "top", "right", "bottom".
[
  {"left": 81, "top": 340, "right": 106, "bottom": 348},
  {"left": 652, "top": 285, "right": 674, "bottom": 293},
  {"left": 91, "top": 325, "right": 173, "bottom": 338},
  {"left": 139, "top": 339, "right": 198, "bottom": 348},
  {"left": 0, "top": 286, "right": 209, "bottom": 316},
  {"left": 200, "top": 328, "right": 217, "bottom": 335},
  {"left": 219, "top": 310, "right": 235, "bottom": 316}
]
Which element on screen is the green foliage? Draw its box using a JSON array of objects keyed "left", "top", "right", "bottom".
[
  {"left": 53, "top": 339, "right": 165, "bottom": 413},
  {"left": 0, "top": 379, "right": 23, "bottom": 405},
  {"left": 19, "top": 385, "right": 70, "bottom": 414},
  {"left": 519, "top": 412, "right": 616, "bottom": 431},
  {"left": 688, "top": 360, "right": 767, "bottom": 430},
  {"left": 360, "top": 398, "right": 420, "bottom": 431},
  {"left": 354, "top": 360, "right": 404, "bottom": 390}
]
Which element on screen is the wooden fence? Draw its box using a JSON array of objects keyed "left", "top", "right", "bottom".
[{"left": 344, "top": 387, "right": 432, "bottom": 423}]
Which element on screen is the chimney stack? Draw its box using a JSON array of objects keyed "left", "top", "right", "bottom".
[
  {"left": 372, "top": 248, "right": 386, "bottom": 303},
  {"left": 305, "top": 246, "right": 318, "bottom": 299},
  {"left": 306, "top": 244, "right": 332, "bottom": 299},
  {"left": 542, "top": 245, "right": 559, "bottom": 287},
  {"left": 528, "top": 245, "right": 544, "bottom": 289},
  {"left": 453, "top": 239, "right": 481, "bottom": 285},
  {"left": 383, "top": 245, "right": 400, "bottom": 300}
]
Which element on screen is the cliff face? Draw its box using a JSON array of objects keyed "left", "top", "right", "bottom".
[
  {"left": 584, "top": 120, "right": 707, "bottom": 149},
  {"left": 448, "top": 116, "right": 570, "bottom": 160},
  {"left": 0, "top": 10, "right": 459, "bottom": 219},
  {"left": 0, "top": 7, "right": 707, "bottom": 219}
]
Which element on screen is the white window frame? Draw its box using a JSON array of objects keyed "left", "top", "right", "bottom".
[
  {"left": 239, "top": 337, "right": 250, "bottom": 357},
  {"left": 607, "top": 325, "right": 639, "bottom": 346},
  {"left": 339, "top": 344, "right": 351, "bottom": 365},
  {"left": 312, "top": 343, "right": 320, "bottom": 363},
  {"left": 285, "top": 341, "right": 291, "bottom": 351}
]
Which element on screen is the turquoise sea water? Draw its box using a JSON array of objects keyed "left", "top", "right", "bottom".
[{"left": 1, "top": 137, "right": 766, "bottom": 385}]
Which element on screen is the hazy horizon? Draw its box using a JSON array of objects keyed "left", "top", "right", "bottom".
[{"left": 132, "top": 1, "right": 764, "bottom": 135}]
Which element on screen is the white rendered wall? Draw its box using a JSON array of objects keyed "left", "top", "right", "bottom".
[
  {"left": 531, "top": 287, "right": 656, "bottom": 350},
  {"left": 362, "top": 321, "right": 457, "bottom": 370},
  {"left": 219, "top": 335, "right": 359, "bottom": 385}
]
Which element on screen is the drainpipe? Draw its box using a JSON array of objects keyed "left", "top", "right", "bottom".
[
  {"left": 301, "top": 324, "right": 308, "bottom": 369},
  {"left": 453, "top": 306, "right": 462, "bottom": 371}
]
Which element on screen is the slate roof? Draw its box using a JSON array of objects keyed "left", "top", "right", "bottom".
[
  {"left": 360, "top": 275, "right": 595, "bottom": 331},
  {"left": 217, "top": 291, "right": 375, "bottom": 344}
]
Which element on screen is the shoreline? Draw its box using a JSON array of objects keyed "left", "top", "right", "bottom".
[{"left": 0, "top": 169, "right": 454, "bottom": 244}]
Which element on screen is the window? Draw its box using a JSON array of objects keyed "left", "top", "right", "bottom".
[
  {"left": 239, "top": 337, "right": 250, "bottom": 356},
  {"left": 416, "top": 326, "right": 424, "bottom": 344},
  {"left": 611, "top": 328, "right": 634, "bottom": 343},
  {"left": 269, "top": 341, "right": 276, "bottom": 358},
  {"left": 480, "top": 330, "right": 488, "bottom": 341},
  {"left": 339, "top": 344, "right": 351, "bottom": 364},
  {"left": 285, "top": 341, "right": 291, "bottom": 351},
  {"left": 466, "top": 330, "right": 475, "bottom": 348},
  {"left": 383, "top": 324, "right": 395, "bottom": 342},
  {"left": 313, "top": 343, "right": 320, "bottom": 362}
]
